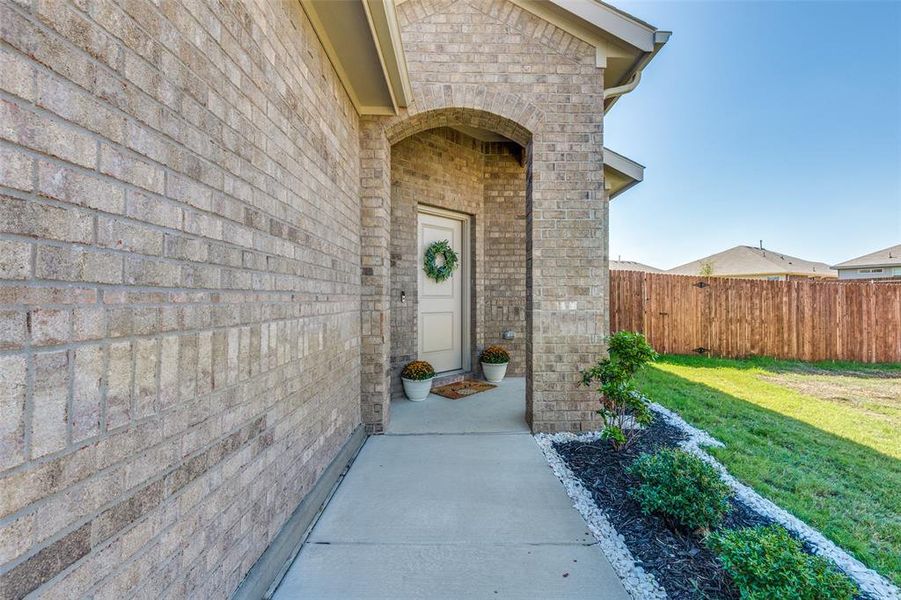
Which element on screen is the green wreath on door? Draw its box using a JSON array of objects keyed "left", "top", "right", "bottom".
[{"left": 423, "top": 239, "right": 459, "bottom": 282}]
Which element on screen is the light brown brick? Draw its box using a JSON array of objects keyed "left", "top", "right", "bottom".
[
  {"left": 0, "top": 99, "right": 97, "bottom": 169},
  {"left": 30, "top": 308, "right": 71, "bottom": 346},
  {"left": 37, "top": 159, "right": 125, "bottom": 214},
  {"left": 72, "top": 344, "right": 103, "bottom": 442},
  {"left": 30, "top": 350, "right": 69, "bottom": 458},
  {"left": 0, "top": 48, "right": 36, "bottom": 101},
  {"left": 0, "top": 355, "right": 27, "bottom": 470},
  {"left": 0, "top": 239, "right": 31, "bottom": 279},
  {"left": 0, "top": 143, "right": 34, "bottom": 191},
  {"left": 133, "top": 338, "right": 158, "bottom": 419},
  {"left": 0, "top": 310, "right": 26, "bottom": 351},
  {"left": 106, "top": 341, "right": 132, "bottom": 429}
]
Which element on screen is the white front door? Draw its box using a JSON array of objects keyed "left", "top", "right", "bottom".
[{"left": 418, "top": 210, "right": 464, "bottom": 373}]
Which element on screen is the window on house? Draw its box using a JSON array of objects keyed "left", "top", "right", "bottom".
[{"left": 858, "top": 268, "right": 884, "bottom": 273}]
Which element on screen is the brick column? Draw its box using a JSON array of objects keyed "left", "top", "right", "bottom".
[
  {"left": 359, "top": 118, "right": 392, "bottom": 433},
  {"left": 527, "top": 120, "right": 608, "bottom": 432}
]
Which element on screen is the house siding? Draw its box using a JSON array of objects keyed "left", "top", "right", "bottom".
[{"left": 0, "top": 0, "right": 361, "bottom": 598}]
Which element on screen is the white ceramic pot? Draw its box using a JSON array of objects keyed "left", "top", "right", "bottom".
[
  {"left": 481, "top": 362, "right": 508, "bottom": 383},
  {"left": 402, "top": 377, "right": 433, "bottom": 401}
]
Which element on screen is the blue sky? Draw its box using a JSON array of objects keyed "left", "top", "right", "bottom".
[{"left": 606, "top": 1, "right": 901, "bottom": 269}]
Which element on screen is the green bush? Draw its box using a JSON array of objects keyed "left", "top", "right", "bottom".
[
  {"left": 580, "top": 331, "right": 658, "bottom": 450},
  {"left": 707, "top": 525, "right": 857, "bottom": 600},
  {"left": 627, "top": 448, "right": 731, "bottom": 531}
]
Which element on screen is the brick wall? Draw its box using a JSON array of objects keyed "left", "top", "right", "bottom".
[
  {"left": 0, "top": 0, "right": 361, "bottom": 597},
  {"left": 483, "top": 145, "right": 527, "bottom": 376}
]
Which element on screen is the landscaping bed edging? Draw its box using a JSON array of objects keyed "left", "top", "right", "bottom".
[
  {"left": 650, "top": 403, "right": 900, "bottom": 600},
  {"left": 534, "top": 432, "right": 667, "bottom": 600}
]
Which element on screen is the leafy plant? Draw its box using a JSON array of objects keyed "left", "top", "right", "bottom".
[
  {"left": 401, "top": 360, "right": 435, "bottom": 381},
  {"left": 480, "top": 345, "right": 510, "bottom": 364},
  {"left": 699, "top": 261, "right": 715, "bottom": 277},
  {"left": 580, "top": 331, "right": 658, "bottom": 449},
  {"left": 627, "top": 448, "right": 732, "bottom": 531},
  {"left": 707, "top": 525, "right": 857, "bottom": 600}
]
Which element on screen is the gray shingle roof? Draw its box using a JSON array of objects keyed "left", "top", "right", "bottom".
[
  {"left": 832, "top": 244, "right": 901, "bottom": 269},
  {"left": 667, "top": 245, "right": 836, "bottom": 278},
  {"left": 610, "top": 260, "right": 662, "bottom": 273}
]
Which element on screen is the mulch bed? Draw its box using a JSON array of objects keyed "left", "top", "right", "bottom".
[{"left": 554, "top": 420, "right": 773, "bottom": 600}]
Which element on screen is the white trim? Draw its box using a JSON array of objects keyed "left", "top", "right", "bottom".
[
  {"left": 604, "top": 147, "right": 644, "bottom": 199},
  {"left": 417, "top": 205, "right": 472, "bottom": 374},
  {"left": 548, "top": 0, "right": 656, "bottom": 51}
]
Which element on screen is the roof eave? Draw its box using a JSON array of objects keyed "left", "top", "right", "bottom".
[
  {"left": 301, "top": 0, "right": 411, "bottom": 115},
  {"left": 604, "top": 147, "right": 644, "bottom": 199},
  {"left": 604, "top": 30, "right": 670, "bottom": 112},
  {"left": 834, "top": 262, "right": 901, "bottom": 270}
]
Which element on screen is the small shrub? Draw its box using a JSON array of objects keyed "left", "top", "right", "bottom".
[
  {"left": 627, "top": 448, "right": 731, "bottom": 531},
  {"left": 580, "top": 331, "right": 658, "bottom": 449},
  {"left": 480, "top": 345, "right": 510, "bottom": 364},
  {"left": 707, "top": 525, "right": 857, "bottom": 600},
  {"left": 401, "top": 360, "right": 435, "bottom": 380}
]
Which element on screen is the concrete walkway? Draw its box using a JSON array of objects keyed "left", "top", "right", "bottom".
[{"left": 272, "top": 378, "right": 629, "bottom": 599}]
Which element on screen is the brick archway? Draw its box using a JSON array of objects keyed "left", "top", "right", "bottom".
[
  {"left": 360, "top": 94, "right": 540, "bottom": 434},
  {"left": 360, "top": 87, "right": 605, "bottom": 435},
  {"left": 383, "top": 84, "right": 543, "bottom": 146}
]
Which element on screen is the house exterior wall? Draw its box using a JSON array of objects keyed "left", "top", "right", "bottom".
[
  {"left": 0, "top": 0, "right": 361, "bottom": 598},
  {"left": 837, "top": 267, "right": 901, "bottom": 280},
  {"left": 361, "top": 0, "right": 608, "bottom": 433}
]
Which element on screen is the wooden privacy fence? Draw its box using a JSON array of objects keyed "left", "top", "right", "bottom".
[{"left": 610, "top": 271, "right": 901, "bottom": 364}]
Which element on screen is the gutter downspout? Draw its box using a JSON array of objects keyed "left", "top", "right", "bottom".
[{"left": 604, "top": 70, "right": 641, "bottom": 100}]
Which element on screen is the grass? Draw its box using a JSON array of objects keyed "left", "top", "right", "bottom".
[{"left": 634, "top": 354, "right": 901, "bottom": 585}]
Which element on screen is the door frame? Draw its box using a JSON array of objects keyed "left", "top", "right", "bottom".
[{"left": 417, "top": 204, "right": 472, "bottom": 374}]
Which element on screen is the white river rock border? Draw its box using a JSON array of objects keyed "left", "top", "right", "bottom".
[
  {"left": 536, "top": 403, "right": 901, "bottom": 600},
  {"left": 534, "top": 431, "right": 667, "bottom": 600}
]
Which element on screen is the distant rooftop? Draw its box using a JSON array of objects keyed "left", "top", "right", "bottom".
[
  {"left": 832, "top": 244, "right": 901, "bottom": 270},
  {"left": 668, "top": 245, "right": 836, "bottom": 278},
  {"left": 610, "top": 260, "right": 662, "bottom": 273}
]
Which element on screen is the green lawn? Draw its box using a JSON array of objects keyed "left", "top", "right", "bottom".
[{"left": 635, "top": 354, "right": 901, "bottom": 585}]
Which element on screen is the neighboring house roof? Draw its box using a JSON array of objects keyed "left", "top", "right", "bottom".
[
  {"left": 610, "top": 260, "right": 661, "bottom": 272},
  {"left": 667, "top": 245, "right": 837, "bottom": 278},
  {"left": 831, "top": 244, "right": 901, "bottom": 270}
]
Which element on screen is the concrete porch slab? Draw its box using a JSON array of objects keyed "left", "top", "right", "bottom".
[{"left": 388, "top": 377, "right": 528, "bottom": 434}]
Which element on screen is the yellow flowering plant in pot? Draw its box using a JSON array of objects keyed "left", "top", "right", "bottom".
[
  {"left": 401, "top": 360, "right": 435, "bottom": 401},
  {"left": 480, "top": 345, "right": 510, "bottom": 383}
]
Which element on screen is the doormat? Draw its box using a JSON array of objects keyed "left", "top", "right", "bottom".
[{"left": 431, "top": 379, "right": 496, "bottom": 399}]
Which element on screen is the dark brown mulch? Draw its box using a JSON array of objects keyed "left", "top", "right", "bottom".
[{"left": 554, "top": 420, "right": 773, "bottom": 600}]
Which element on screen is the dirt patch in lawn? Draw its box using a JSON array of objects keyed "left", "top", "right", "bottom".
[{"left": 758, "top": 372, "right": 901, "bottom": 417}]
